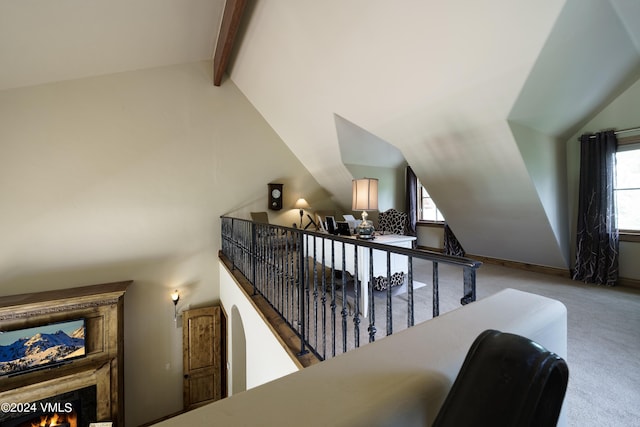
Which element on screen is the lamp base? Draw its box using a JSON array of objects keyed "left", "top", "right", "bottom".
[{"left": 356, "top": 211, "right": 375, "bottom": 239}]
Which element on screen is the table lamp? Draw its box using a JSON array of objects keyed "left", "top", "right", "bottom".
[{"left": 352, "top": 178, "right": 378, "bottom": 239}]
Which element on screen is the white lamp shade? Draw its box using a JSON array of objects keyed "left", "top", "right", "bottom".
[
  {"left": 294, "top": 198, "right": 310, "bottom": 209},
  {"left": 352, "top": 178, "right": 379, "bottom": 211}
]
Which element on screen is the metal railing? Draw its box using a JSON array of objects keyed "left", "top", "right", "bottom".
[{"left": 220, "top": 216, "right": 482, "bottom": 361}]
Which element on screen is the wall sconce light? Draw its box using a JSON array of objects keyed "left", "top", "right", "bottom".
[{"left": 171, "top": 290, "right": 180, "bottom": 321}]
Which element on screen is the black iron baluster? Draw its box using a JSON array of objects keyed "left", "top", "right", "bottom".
[
  {"left": 261, "top": 226, "right": 267, "bottom": 297},
  {"left": 280, "top": 233, "right": 284, "bottom": 313},
  {"left": 286, "top": 233, "right": 296, "bottom": 326},
  {"left": 432, "top": 261, "right": 439, "bottom": 318},
  {"left": 268, "top": 229, "right": 274, "bottom": 304},
  {"left": 297, "top": 231, "right": 308, "bottom": 356},
  {"left": 312, "top": 237, "right": 319, "bottom": 351},
  {"left": 368, "top": 247, "right": 376, "bottom": 343},
  {"left": 304, "top": 234, "right": 311, "bottom": 344},
  {"left": 330, "top": 240, "right": 337, "bottom": 358},
  {"left": 231, "top": 218, "right": 236, "bottom": 270},
  {"left": 251, "top": 222, "right": 257, "bottom": 294},
  {"left": 353, "top": 247, "right": 360, "bottom": 349},
  {"left": 285, "top": 231, "right": 291, "bottom": 322},
  {"left": 386, "top": 251, "right": 392, "bottom": 336},
  {"left": 407, "top": 256, "right": 414, "bottom": 328},
  {"left": 291, "top": 231, "right": 297, "bottom": 325},
  {"left": 279, "top": 237, "right": 284, "bottom": 315},
  {"left": 219, "top": 217, "right": 482, "bottom": 362},
  {"left": 341, "top": 241, "right": 348, "bottom": 354},
  {"left": 292, "top": 232, "right": 299, "bottom": 332},
  {"left": 263, "top": 227, "right": 267, "bottom": 298},
  {"left": 320, "top": 238, "right": 327, "bottom": 360}
]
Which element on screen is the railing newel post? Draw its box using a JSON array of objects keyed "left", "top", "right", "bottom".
[{"left": 461, "top": 265, "right": 477, "bottom": 305}]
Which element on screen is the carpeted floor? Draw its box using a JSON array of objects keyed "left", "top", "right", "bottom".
[
  {"left": 302, "top": 259, "right": 640, "bottom": 426},
  {"left": 411, "top": 260, "right": 640, "bottom": 427}
]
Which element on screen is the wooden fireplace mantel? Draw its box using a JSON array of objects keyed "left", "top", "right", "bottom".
[{"left": 0, "top": 281, "right": 131, "bottom": 426}]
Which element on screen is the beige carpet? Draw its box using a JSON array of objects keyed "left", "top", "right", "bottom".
[
  {"left": 411, "top": 260, "right": 640, "bottom": 427},
  {"left": 302, "top": 259, "right": 640, "bottom": 426}
]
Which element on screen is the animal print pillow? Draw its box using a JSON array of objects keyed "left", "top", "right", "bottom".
[
  {"left": 378, "top": 209, "right": 407, "bottom": 235},
  {"left": 372, "top": 271, "right": 405, "bottom": 291}
]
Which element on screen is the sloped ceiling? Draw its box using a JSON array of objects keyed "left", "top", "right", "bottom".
[
  {"left": 228, "top": 0, "right": 640, "bottom": 269},
  {"left": 0, "top": 0, "right": 225, "bottom": 91},
  {"left": 1, "top": 1, "right": 639, "bottom": 270}
]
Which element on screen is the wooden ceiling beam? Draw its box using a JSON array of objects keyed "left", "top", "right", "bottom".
[{"left": 213, "top": 0, "right": 247, "bottom": 86}]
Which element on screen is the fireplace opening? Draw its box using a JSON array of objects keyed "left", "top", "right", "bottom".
[
  {"left": 26, "top": 411, "right": 77, "bottom": 427},
  {"left": 0, "top": 385, "right": 97, "bottom": 427}
]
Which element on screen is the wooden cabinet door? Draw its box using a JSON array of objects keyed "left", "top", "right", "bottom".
[{"left": 183, "top": 306, "right": 222, "bottom": 410}]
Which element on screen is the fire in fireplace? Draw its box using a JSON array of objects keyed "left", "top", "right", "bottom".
[
  {"left": 0, "top": 386, "right": 96, "bottom": 427},
  {"left": 28, "top": 411, "right": 78, "bottom": 427}
]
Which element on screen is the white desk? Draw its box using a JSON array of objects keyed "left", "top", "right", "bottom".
[{"left": 309, "top": 234, "right": 416, "bottom": 317}]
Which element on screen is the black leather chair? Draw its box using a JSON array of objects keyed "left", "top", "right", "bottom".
[{"left": 433, "top": 329, "right": 569, "bottom": 427}]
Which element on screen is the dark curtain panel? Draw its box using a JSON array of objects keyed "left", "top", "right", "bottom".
[
  {"left": 573, "top": 130, "right": 619, "bottom": 286},
  {"left": 444, "top": 222, "right": 465, "bottom": 257},
  {"left": 405, "top": 166, "right": 417, "bottom": 237}
]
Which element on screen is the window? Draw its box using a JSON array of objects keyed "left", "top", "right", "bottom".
[
  {"left": 417, "top": 181, "right": 444, "bottom": 222},
  {"left": 615, "top": 143, "right": 640, "bottom": 231}
]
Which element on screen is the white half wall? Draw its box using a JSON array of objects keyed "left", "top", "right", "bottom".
[{"left": 219, "top": 260, "right": 300, "bottom": 394}]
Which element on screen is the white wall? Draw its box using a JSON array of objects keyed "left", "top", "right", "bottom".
[
  {"left": 417, "top": 225, "right": 444, "bottom": 250},
  {"left": 510, "top": 122, "right": 570, "bottom": 266},
  {"left": 219, "top": 261, "right": 300, "bottom": 395},
  {"left": 0, "top": 61, "right": 331, "bottom": 426}
]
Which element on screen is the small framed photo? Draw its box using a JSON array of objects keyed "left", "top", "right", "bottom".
[
  {"left": 336, "top": 221, "right": 352, "bottom": 236},
  {"left": 325, "top": 216, "right": 337, "bottom": 234},
  {"left": 317, "top": 215, "right": 327, "bottom": 232}
]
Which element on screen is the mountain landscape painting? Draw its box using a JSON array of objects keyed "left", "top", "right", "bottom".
[{"left": 0, "top": 319, "right": 85, "bottom": 376}]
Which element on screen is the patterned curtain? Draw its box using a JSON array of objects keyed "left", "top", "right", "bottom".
[
  {"left": 444, "top": 222, "right": 465, "bottom": 257},
  {"left": 573, "top": 130, "right": 619, "bottom": 286},
  {"left": 405, "top": 166, "right": 417, "bottom": 237}
]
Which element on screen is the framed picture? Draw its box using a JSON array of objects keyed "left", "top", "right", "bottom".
[
  {"left": 336, "top": 221, "right": 352, "bottom": 236},
  {"left": 342, "top": 214, "right": 359, "bottom": 232},
  {"left": 325, "top": 216, "right": 337, "bottom": 234}
]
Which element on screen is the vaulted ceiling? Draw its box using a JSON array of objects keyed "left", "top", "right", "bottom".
[
  {"left": 2, "top": 0, "right": 639, "bottom": 269},
  {"left": 227, "top": 0, "right": 640, "bottom": 269}
]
